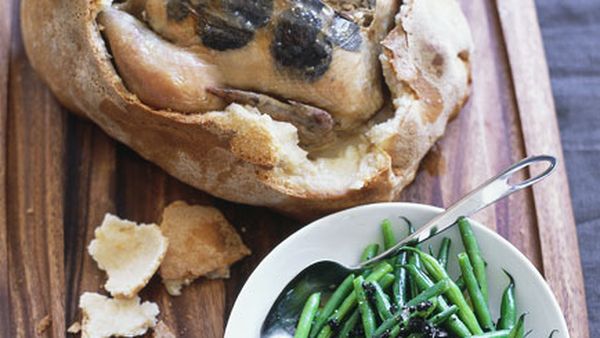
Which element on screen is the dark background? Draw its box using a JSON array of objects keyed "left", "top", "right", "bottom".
[{"left": 536, "top": 0, "right": 599, "bottom": 335}]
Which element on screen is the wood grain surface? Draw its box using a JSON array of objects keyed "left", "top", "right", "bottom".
[
  {"left": 495, "top": 2, "right": 589, "bottom": 337},
  {"left": 0, "top": 0, "right": 589, "bottom": 337},
  {"left": 0, "top": 0, "right": 12, "bottom": 336}
]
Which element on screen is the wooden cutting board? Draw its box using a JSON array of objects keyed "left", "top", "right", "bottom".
[{"left": 0, "top": 0, "right": 590, "bottom": 337}]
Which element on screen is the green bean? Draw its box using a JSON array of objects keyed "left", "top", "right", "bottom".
[
  {"left": 381, "top": 219, "right": 397, "bottom": 250},
  {"left": 458, "top": 217, "right": 489, "bottom": 301},
  {"left": 417, "top": 298, "right": 438, "bottom": 317},
  {"left": 437, "top": 237, "right": 452, "bottom": 269},
  {"left": 401, "top": 264, "right": 433, "bottom": 292},
  {"left": 294, "top": 292, "right": 321, "bottom": 338},
  {"left": 309, "top": 274, "right": 355, "bottom": 337},
  {"left": 316, "top": 262, "right": 393, "bottom": 338},
  {"left": 373, "top": 301, "right": 437, "bottom": 338},
  {"left": 365, "top": 281, "right": 393, "bottom": 320},
  {"left": 406, "top": 279, "right": 450, "bottom": 307},
  {"left": 458, "top": 253, "right": 495, "bottom": 331},
  {"left": 360, "top": 243, "right": 380, "bottom": 276},
  {"left": 400, "top": 216, "right": 413, "bottom": 233},
  {"left": 497, "top": 271, "right": 516, "bottom": 330},
  {"left": 471, "top": 331, "right": 510, "bottom": 338},
  {"left": 393, "top": 252, "right": 409, "bottom": 307},
  {"left": 372, "top": 311, "right": 403, "bottom": 337},
  {"left": 404, "top": 217, "right": 419, "bottom": 254},
  {"left": 508, "top": 314, "right": 526, "bottom": 338},
  {"left": 403, "top": 217, "right": 421, "bottom": 299},
  {"left": 429, "top": 305, "right": 459, "bottom": 326},
  {"left": 315, "top": 316, "right": 341, "bottom": 338},
  {"left": 379, "top": 273, "right": 395, "bottom": 291},
  {"left": 373, "top": 309, "right": 411, "bottom": 338},
  {"left": 354, "top": 276, "right": 377, "bottom": 338},
  {"left": 361, "top": 243, "right": 380, "bottom": 262},
  {"left": 402, "top": 264, "right": 471, "bottom": 337},
  {"left": 364, "top": 262, "right": 393, "bottom": 283},
  {"left": 439, "top": 309, "right": 471, "bottom": 337},
  {"left": 412, "top": 253, "right": 423, "bottom": 270},
  {"left": 383, "top": 325, "right": 402, "bottom": 338},
  {"left": 402, "top": 247, "right": 483, "bottom": 335},
  {"left": 408, "top": 253, "right": 421, "bottom": 298},
  {"left": 337, "top": 309, "right": 359, "bottom": 338},
  {"left": 455, "top": 275, "right": 466, "bottom": 292}
]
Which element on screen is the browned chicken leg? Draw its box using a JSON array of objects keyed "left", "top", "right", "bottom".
[{"left": 98, "top": 9, "right": 225, "bottom": 112}]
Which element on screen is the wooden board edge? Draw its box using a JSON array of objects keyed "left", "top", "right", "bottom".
[
  {"left": 0, "top": 0, "right": 13, "bottom": 335},
  {"left": 493, "top": 0, "right": 590, "bottom": 337}
]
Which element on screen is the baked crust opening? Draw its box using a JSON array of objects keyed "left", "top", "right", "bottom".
[{"left": 21, "top": 0, "right": 473, "bottom": 218}]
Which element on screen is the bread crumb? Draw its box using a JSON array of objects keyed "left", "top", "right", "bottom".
[
  {"left": 80, "top": 292, "right": 159, "bottom": 338},
  {"left": 88, "top": 214, "right": 168, "bottom": 298},
  {"left": 152, "top": 321, "right": 176, "bottom": 338},
  {"left": 35, "top": 315, "right": 51, "bottom": 335},
  {"left": 159, "top": 201, "right": 250, "bottom": 295},
  {"left": 67, "top": 322, "right": 81, "bottom": 334},
  {"left": 162, "top": 278, "right": 193, "bottom": 296},
  {"left": 205, "top": 266, "right": 230, "bottom": 279}
]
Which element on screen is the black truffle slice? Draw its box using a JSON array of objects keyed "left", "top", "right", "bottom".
[
  {"left": 197, "top": 12, "right": 255, "bottom": 51},
  {"left": 329, "top": 14, "right": 362, "bottom": 51},
  {"left": 166, "top": 0, "right": 190, "bottom": 21},
  {"left": 272, "top": 6, "right": 333, "bottom": 80},
  {"left": 178, "top": 0, "right": 274, "bottom": 51}
]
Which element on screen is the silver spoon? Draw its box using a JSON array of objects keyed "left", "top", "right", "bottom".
[{"left": 260, "top": 155, "right": 557, "bottom": 337}]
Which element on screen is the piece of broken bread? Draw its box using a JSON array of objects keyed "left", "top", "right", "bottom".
[
  {"left": 79, "top": 292, "right": 159, "bottom": 338},
  {"left": 152, "top": 321, "right": 176, "bottom": 338},
  {"left": 159, "top": 201, "right": 251, "bottom": 295},
  {"left": 67, "top": 321, "right": 81, "bottom": 334},
  {"left": 88, "top": 214, "right": 168, "bottom": 298}
]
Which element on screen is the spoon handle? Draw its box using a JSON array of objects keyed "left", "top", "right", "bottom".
[{"left": 359, "top": 155, "right": 557, "bottom": 268}]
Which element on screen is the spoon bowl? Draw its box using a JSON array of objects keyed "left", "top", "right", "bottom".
[{"left": 260, "top": 261, "right": 349, "bottom": 337}]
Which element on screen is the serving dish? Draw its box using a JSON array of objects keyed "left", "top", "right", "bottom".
[{"left": 225, "top": 203, "right": 569, "bottom": 337}]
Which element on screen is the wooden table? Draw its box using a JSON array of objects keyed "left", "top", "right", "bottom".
[{"left": 0, "top": 0, "right": 590, "bottom": 337}]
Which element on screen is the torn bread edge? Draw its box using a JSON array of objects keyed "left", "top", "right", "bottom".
[
  {"left": 79, "top": 292, "right": 159, "bottom": 338},
  {"left": 159, "top": 201, "right": 251, "bottom": 296},
  {"left": 88, "top": 214, "right": 168, "bottom": 298}
]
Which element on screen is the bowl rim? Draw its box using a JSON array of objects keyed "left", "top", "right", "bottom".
[{"left": 225, "top": 202, "right": 568, "bottom": 337}]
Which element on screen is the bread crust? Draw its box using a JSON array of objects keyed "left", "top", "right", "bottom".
[{"left": 21, "top": 0, "right": 473, "bottom": 219}]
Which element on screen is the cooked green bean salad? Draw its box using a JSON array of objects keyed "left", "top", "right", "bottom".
[{"left": 290, "top": 217, "right": 527, "bottom": 338}]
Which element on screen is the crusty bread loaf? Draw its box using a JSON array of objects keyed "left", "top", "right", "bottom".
[{"left": 21, "top": 0, "right": 472, "bottom": 219}]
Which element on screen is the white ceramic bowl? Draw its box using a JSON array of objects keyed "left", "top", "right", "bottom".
[{"left": 225, "top": 203, "right": 568, "bottom": 337}]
